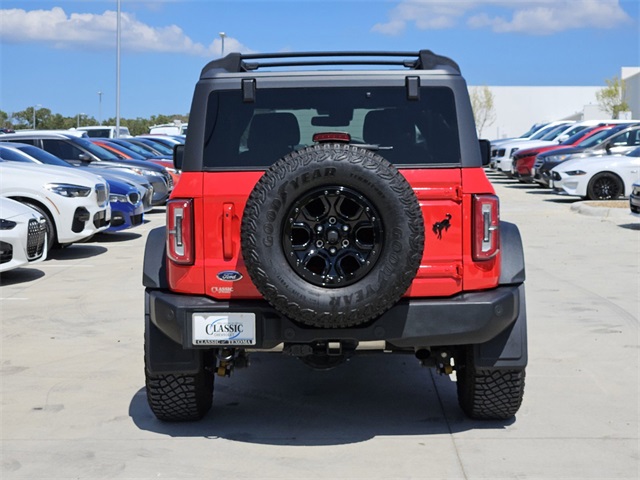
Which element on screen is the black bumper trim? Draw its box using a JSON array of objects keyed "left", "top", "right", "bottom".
[{"left": 146, "top": 285, "right": 522, "bottom": 350}]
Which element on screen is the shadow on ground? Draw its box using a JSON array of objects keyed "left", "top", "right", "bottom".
[
  {"left": 91, "top": 231, "right": 143, "bottom": 243},
  {"left": 0, "top": 267, "right": 45, "bottom": 286},
  {"left": 47, "top": 244, "right": 108, "bottom": 260},
  {"left": 129, "top": 353, "right": 515, "bottom": 446}
]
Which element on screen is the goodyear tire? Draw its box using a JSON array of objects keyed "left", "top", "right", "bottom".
[
  {"left": 456, "top": 347, "right": 526, "bottom": 420},
  {"left": 241, "top": 144, "right": 424, "bottom": 328}
]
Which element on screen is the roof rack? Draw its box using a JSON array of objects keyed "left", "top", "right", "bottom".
[{"left": 201, "top": 50, "right": 460, "bottom": 76}]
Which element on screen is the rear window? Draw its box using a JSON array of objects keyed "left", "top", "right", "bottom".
[
  {"left": 83, "top": 128, "right": 111, "bottom": 138},
  {"left": 203, "top": 86, "right": 461, "bottom": 169}
]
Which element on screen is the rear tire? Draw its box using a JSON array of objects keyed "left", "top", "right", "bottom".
[
  {"left": 456, "top": 347, "right": 525, "bottom": 420},
  {"left": 145, "top": 351, "right": 214, "bottom": 422}
]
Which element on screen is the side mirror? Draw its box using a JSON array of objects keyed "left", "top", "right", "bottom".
[
  {"left": 604, "top": 142, "right": 611, "bottom": 154},
  {"left": 479, "top": 139, "right": 491, "bottom": 166},
  {"left": 173, "top": 144, "right": 184, "bottom": 170},
  {"left": 78, "top": 153, "right": 93, "bottom": 163}
]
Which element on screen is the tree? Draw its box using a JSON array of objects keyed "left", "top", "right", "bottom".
[
  {"left": 470, "top": 85, "right": 496, "bottom": 137},
  {"left": 0, "top": 110, "right": 9, "bottom": 128},
  {"left": 596, "top": 76, "right": 629, "bottom": 119}
]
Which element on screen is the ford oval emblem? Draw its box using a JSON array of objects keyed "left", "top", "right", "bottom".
[{"left": 217, "top": 271, "right": 243, "bottom": 282}]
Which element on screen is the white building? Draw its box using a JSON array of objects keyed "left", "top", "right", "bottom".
[{"left": 474, "top": 66, "right": 640, "bottom": 140}]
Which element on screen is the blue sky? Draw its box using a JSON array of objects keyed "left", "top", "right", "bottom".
[{"left": 1, "top": 0, "right": 638, "bottom": 121}]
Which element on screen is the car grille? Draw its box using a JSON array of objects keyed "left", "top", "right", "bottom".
[
  {"left": 164, "top": 172, "right": 174, "bottom": 189},
  {"left": 27, "top": 218, "right": 47, "bottom": 260},
  {"left": 143, "top": 187, "right": 153, "bottom": 209},
  {"left": 95, "top": 184, "right": 108, "bottom": 207}
]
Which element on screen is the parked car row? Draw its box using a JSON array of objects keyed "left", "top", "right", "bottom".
[
  {"left": 0, "top": 131, "right": 183, "bottom": 273},
  {"left": 489, "top": 121, "right": 640, "bottom": 215}
]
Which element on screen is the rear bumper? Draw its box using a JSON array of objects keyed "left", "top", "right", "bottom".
[{"left": 146, "top": 284, "right": 524, "bottom": 351}]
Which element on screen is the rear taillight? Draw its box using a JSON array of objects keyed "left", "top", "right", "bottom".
[
  {"left": 473, "top": 194, "right": 499, "bottom": 261},
  {"left": 167, "top": 199, "right": 194, "bottom": 265}
]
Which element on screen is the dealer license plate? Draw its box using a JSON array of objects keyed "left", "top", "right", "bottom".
[{"left": 192, "top": 313, "right": 256, "bottom": 345}]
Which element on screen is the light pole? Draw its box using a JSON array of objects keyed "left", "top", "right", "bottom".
[
  {"left": 115, "top": 0, "right": 121, "bottom": 138},
  {"left": 32, "top": 104, "right": 41, "bottom": 129},
  {"left": 97, "top": 91, "right": 103, "bottom": 125},
  {"left": 77, "top": 113, "right": 85, "bottom": 129},
  {"left": 219, "top": 32, "right": 226, "bottom": 57}
]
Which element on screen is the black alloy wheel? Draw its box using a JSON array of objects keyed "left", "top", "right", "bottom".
[{"left": 283, "top": 186, "right": 383, "bottom": 288}]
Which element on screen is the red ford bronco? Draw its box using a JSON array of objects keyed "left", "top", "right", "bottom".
[{"left": 143, "top": 51, "right": 527, "bottom": 422}]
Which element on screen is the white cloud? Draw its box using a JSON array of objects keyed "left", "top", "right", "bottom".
[
  {"left": 373, "top": 0, "right": 633, "bottom": 36},
  {"left": 0, "top": 7, "right": 252, "bottom": 56}
]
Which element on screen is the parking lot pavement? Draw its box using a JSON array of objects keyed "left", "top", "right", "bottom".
[{"left": 1, "top": 181, "right": 639, "bottom": 480}]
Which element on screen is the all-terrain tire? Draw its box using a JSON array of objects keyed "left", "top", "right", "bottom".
[
  {"left": 145, "top": 351, "right": 214, "bottom": 422},
  {"left": 241, "top": 144, "right": 425, "bottom": 328},
  {"left": 456, "top": 347, "right": 526, "bottom": 420}
]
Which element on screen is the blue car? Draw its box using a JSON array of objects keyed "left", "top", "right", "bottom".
[
  {"left": 0, "top": 142, "right": 145, "bottom": 233},
  {"left": 106, "top": 177, "right": 144, "bottom": 233}
]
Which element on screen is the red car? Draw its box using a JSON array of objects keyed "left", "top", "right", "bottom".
[
  {"left": 512, "top": 124, "right": 617, "bottom": 183},
  {"left": 91, "top": 139, "right": 180, "bottom": 186}
]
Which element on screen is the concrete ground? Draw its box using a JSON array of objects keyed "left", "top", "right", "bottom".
[{"left": 1, "top": 174, "right": 638, "bottom": 480}]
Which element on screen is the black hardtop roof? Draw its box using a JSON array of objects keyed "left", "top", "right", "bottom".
[{"left": 201, "top": 50, "right": 461, "bottom": 77}]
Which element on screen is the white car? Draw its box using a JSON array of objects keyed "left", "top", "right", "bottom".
[
  {"left": 491, "top": 121, "right": 575, "bottom": 172},
  {"left": 550, "top": 146, "right": 640, "bottom": 200},
  {"left": 73, "top": 126, "right": 131, "bottom": 138},
  {"left": 0, "top": 197, "right": 48, "bottom": 272},
  {"left": 0, "top": 162, "right": 111, "bottom": 250}
]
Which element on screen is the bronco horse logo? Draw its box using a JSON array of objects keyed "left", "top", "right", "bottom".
[{"left": 432, "top": 214, "right": 452, "bottom": 240}]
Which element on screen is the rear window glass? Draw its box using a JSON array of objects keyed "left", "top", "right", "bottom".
[{"left": 203, "top": 86, "right": 460, "bottom": 169}]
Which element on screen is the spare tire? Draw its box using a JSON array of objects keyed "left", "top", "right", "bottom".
[{"left": 241, "top": 144, "right": 424, "bottom": 328}]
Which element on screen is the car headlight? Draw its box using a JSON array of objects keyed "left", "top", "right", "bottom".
[
  {"left": 545, "top": 154, "right": 573, "bottom": 163},
  {"left": 0, "top": 219, "right": 17, "bottom": 230},
  {"left": 46, "top": 183, "right": 92, "bottom": 197},
  {"left": 109, "top": 193, "right": 128, "bottom": 203},
  {"left": 564, "top": 170, "right": 587, "bottom": 176},
  {"left": 131, "top": 167, "right": 163, "bottom": 177},
  {"left": 510, "top": 147, "right": 519, "bottom": 157}
]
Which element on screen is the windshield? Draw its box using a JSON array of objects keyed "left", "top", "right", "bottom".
[
  {"left": 576, "top": 129, "right": 620, "bottom": 148},
  {"left": 520, "top": 123, "right": 547, "bottom": 138},
  {"left": 103, "top": 142, "right": 146, "bottom": 160},
  {"left": 540, "top": 125, "right": 571, "bottom": 141},
  {"left": 204, "top": 86, "right": 461, "bottom": 169},
  {"left": 73, "top": 137, "right": 121, "bottom": 160},
  {"left": 561, "top": 126, "right": 604, "bottom": 145},
  {"left": 530, "top": 123, "right": 567, "bottom": 140},
  {"left": 136, "top": 138, "right": 174, "bottom": 155}
]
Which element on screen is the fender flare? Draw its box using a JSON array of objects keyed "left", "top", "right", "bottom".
[
  {"left": 142, "top": 226, "right": 169, "bottom": 289},
  {"left": 499, "top": 221, "right": 525, "bottom": 285},
  {"left": 471, "top": 222, "right": 527, "bottom": 369}
]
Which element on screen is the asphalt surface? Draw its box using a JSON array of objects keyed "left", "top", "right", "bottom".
[{"left": 1, "top": 173, "right": 639, "bottom": 480}]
